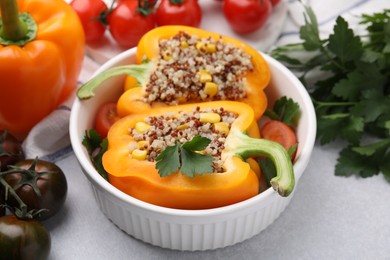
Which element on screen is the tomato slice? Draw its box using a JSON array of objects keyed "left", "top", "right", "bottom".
[
  {"left": 94, "top": 102, "right": 120, "bottom": 138},
  {"left": 260, "top": 120, "right": 298, "bottom": 160}
]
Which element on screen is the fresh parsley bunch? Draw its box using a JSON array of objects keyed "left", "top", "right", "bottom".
[{"left": 271, "top": 6, "right": 390, "bottom": 181}]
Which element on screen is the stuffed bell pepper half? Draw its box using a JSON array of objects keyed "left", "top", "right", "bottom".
[
  {"left": 77, "top": 25, "right": 270, "bottom": 120},
  {"left": 103, "top": 101, "right": 294, "bottom": 209}
]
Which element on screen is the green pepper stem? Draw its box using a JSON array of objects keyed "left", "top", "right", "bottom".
[
  {"left": 223, "top": 129, "right": 295, "bottom": 197},
  {"left": 77, "top": 62, "right": 154, "bottom": 99},
  {"left": 0, "top": 0, "right": 27, "bottom": 41}
]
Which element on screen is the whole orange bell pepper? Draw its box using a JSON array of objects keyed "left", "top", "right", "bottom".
[
  {"left": 77, "top": 26, "right": 270, "bottom": 120},
  {"left": 0, "top": 0, "right": 85, "bottom": 139},
  {"left": 103, "top": 101, "right": 294, "bottom": 209}
]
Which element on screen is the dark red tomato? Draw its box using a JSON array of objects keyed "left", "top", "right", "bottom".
[
  {"left": 260, "top": 120, "right": 298, "bottom": 160},
  {"left": 4, "top": 159, "right": 68, "bottom": 221},
  {"left": 0, "top": 215, "right": 51, "bottom": 260},
  {"left": 156, "top": 0, "right": 202, "bottom": 27},
  {"left": 70, "top": 0, "right": 108, "bottom": 43},
  {"left": 223, "top": 0, "right": 272, "bottom": 34},
  {"left": 108, "top": 0, "right": 156, "bottom": 49},
  {"left": 0, "top": 130, "right": 24, "bottom": 171},
  {"left": 270, "top": 0, "right": 280, "bottom": 6},
  {"left": 94, "top": 102, "right": 120, "bottom": 138}
]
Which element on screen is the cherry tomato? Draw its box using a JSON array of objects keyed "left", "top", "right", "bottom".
[
  {"left": 223, "top": 0, "right": 272, "bottom": 34},
  {"left": 108, "top": 0, "right": 156, "bottom": 49},
  {"left": 156, "top": 0, "right": 202, "bottom": 27},
  {"left": 260, "top": 120, "right": 298, "bottom": 160},
  {"left": 116, "top": 0, "right": 157, "bottom": 6},
  {"left": 0, "top": 215, "right": 51, "bottom": 260},
  {"left": 0, "top": 130, "right": 24, "bottom": 171},
  {"left": 4, "top": 159, "right": 68, "bottom": 221},
  {"left": 94, "top": 102, "right": 121, "bottom": 138},
  {"left": 70, "top": 0, "right": 108, "bottom": 43}
]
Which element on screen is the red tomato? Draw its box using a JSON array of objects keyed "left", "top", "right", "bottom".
[
  {"left": 0, "top": 130, "right": 24, "bottom": 171},
  {"left": 116, "top": 0, "right": 157, "bottom": 6},
  {"left": 223, "top": 0, "right": 272, "bottom": 34},
  {"left": 108, "top": 0, "right": 156, "bottom": 49},
  {"left": 156, "top": 0, "right": 202, "bottom": 27},
  {"left": 69, "top": 0, "right": 108, "bottom": 43},
  {"left": 94, "top": 102, "right": 120, "bottom": 138},
  {"left": 260, "top": 120, "right": 297, "bottom": 160},
  {"left": 270, "top": 0, "right": 280, "bottom": 6}
]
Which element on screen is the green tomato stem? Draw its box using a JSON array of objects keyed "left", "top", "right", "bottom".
[
  {"left": 223, "top": 129, "right": 295, "bottom": 197},
  {"left": 77, "top": 62, "right": 154, "bottom": 99},
  {"left": 0, "top": 176, "right": 28, "bottom": 217}
]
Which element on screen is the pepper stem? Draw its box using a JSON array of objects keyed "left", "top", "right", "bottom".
[
  {"left": 0, "top": 0, "right": 37, "bottom": 46},
  {"left": 77, "top": 62, "right": 154, "bottom": 99},
  {"left": 223, "top": 129, "right": 295, "bottom": 197},
  {"left": 0, "top": 0, "right": 27, "bottom": 40}
]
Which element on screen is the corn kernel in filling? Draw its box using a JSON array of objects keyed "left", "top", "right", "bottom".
[{"left": 129, "top": 107, "right": 238, "bottom": 172}]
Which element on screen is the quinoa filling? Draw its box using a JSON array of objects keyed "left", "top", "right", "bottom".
[
  {"left": 143, "top": 31, "right": 254, "bottom": 104},
  {"left": 129, "top": 107, "right": 238, "bottom": 172}
]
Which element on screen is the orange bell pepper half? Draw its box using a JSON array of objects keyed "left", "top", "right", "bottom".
[
  {"left": 77, "top": 26, "right": 270, "bottom": 120},
  {"left": 0, "top": 0, "right": 85, "bottom": 138},
  {"left": 103, "top": 101, "right": 294, "bottom": 209}
]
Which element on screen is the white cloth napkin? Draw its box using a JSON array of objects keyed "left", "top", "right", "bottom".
[{"left": 22, "top": 0, "right": 389, "bottom": 162}]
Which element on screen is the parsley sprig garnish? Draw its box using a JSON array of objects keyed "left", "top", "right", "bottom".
[
  {"left": 271, "top": 6, "right": 390, "bottom": 181},
  {"left": 82, "top": 129, "right": 109, "bottom": 181},
  {"left": 155, "top": 136, "right": 214, "bottom": 177}
]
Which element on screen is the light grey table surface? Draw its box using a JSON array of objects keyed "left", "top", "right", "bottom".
[{"left": 44, "top": 140, "right": 390, "bottom": 260}]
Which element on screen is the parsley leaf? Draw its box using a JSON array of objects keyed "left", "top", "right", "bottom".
[
  {"left": 82, "top": 129, "right": 109, "bottom": 181},
  {"left": 181, "top": 135, "right": 211, "bottom": 151},
  {"left": 300, "top": 4, "right": 322, "bottom": 50},
  {"left": 155, "top": 143, "right": 180, "bottom": 177},
  {"left": 155, "top": 136, "right": 214, "bottom": 178},
  {"left": 180, "top": 148, "right": 214, "bottom": 177},
  {"left": 264, "top": 96, "right": 300, "bottom": 126},
  {"left": 335, "top": 147, "right": 379, "bottom": 178},
  {"left": 336, "top": 139, "right": 390, "bottom": 178},
  {"left": 270, "top": 5, "right": 390, "bottom": 182},
  {"left": 328, "top": 16, "right": 363, "bottom": 64}
]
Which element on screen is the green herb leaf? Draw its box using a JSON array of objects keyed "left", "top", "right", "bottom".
[
  {"left": 181, "top": 136, "right": 211, "bottom": 151},
  {"left": 155, "top": 136, "right": 214, "bottom": 178},
  {"left": 335, "top": 148, "right": 379, "bottom": 178},
  {"left": 180, "top": 148, "right": 214, "bottom": 177},
  {"left": 287, "top": 144, "right": 298, "bottom": 158},
  {"left": 264, "top": 96, "right": 300, "bottom": 126},
  {"left": 300, "top": 5, "right": 322, "bottom": 50},
  {"left": 328, "top": 16, "right": 363, "bottom": 64},
  {"left": 82, "top": 129, "right": 109, "bottom": 181},
  {"left": 336, "top": 140, "right": 390, "bottom": 178},
  {"left": 258, "top": 157, "right": 275, "bottom": 186},
  {"left": 155, "top": 143, "right": 180, "bottom": 177},
  {"left": 269, "top": 5, "right": 390, "bottom": 182}
]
